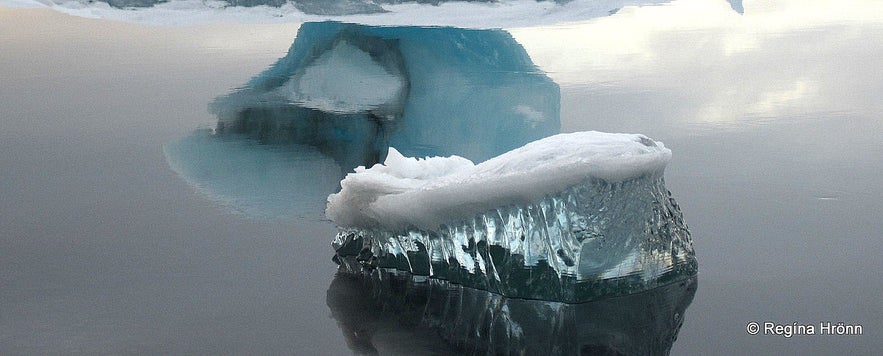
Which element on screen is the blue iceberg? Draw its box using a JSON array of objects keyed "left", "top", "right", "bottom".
[
  {"left": 163, "top": 129, "right": 341, "bottom": 219},
  {"left": 167, "top": 21, "right": 558, "bottom": 218},
  {"left": 210, "top": 21, "right": 560, "bottom": 168},
  {"left": 727, "top": 0, "right": 744, "bottom": 14}
]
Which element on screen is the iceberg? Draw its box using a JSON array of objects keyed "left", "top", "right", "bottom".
[
  {"left": 328, "top": 132, "right": 697, "bottom": 302},
  {"left": 163, "top": 22, "right": 558, "bottom": 217},
  {"left": 211, "top": 21, "right": 560, "bottom": 169},
  {"left": 728, "top": 0, "right": 744, "bottom": 14},
  {"left": 327, "top": 268, "right": 697, "bottom": 354}
]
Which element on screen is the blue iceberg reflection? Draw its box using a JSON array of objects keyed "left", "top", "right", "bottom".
[{"left": 163, "top": 129, "right": 341, "bottom": 219}]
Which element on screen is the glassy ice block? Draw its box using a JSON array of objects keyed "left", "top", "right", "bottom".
[{"left": 328, "top": 131, "right": 697, "bottom": 302}]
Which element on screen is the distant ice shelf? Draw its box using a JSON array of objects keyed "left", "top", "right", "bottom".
[
  {"left": 329, "top": 131, "right": 697, "bottom": 303},
  {"left": 4, "top": 0, "right": 685, "bottom": 27}
]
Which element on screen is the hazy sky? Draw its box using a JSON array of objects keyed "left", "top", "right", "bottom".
[{"left": 511, "top": 0, "right": 883, "bottom": 130}]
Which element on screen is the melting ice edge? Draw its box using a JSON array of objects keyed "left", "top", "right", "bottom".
[{"left": 332, "top": 174, "right": 697, "bottom": 303}]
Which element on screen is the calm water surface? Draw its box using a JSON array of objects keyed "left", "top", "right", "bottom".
[{"left": 1, "top": 1, "right": 881, "bottom": 354}]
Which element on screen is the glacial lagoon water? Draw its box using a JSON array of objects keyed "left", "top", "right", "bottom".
[{"left": 1, "top": 1, "right": 882, "bottom": 354}]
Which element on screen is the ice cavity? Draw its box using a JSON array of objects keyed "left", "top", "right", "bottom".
[
  {"left": 329, "top": 131, "right": 696, "bottom": 302},
  {"left": 285, "top": 39, "right": 407, "bottom": 114}
]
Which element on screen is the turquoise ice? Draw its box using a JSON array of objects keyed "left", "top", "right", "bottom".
[{"left": 210, "top": 21, "right": 560, "bottom": 167}]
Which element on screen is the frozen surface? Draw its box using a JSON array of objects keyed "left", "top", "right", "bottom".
[
  {"left": 330, "top": 132, "right": 696, "bottom": 302},
  {"left": 212, "top": 21, "right": 560, "bottom": 168},
  {"left": 1, "top": 0, "right": 676, "bottom": 27}
]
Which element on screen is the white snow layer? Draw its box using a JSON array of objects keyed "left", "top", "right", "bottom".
[
  {"left": 1, "top": 0, "right": 672, "bottom": 27},
  {"left": 326, "top": 131, "right": 671, "bottom": 231}
]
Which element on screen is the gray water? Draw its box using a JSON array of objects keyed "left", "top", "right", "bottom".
[{"left": 1, "top": 2, "right": 882, "bottom": 354}]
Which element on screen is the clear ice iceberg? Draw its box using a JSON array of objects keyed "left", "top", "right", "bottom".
[{"left": 329, "top": 132, "right": 697, "bottom": 302}]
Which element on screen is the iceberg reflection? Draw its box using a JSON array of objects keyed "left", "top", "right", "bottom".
[
  {"left": 163, "top": 129, "right": 342, "bottom": 219},
  {"left": 327, "top": 267, "right": 697, "bottom": 355}
]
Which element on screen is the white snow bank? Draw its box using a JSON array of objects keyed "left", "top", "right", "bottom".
[
  {"left": 326, "top": 131, "right": 671, "bottom": 230},
  {"left": 2, "top": 0, "right": 672, "bottom": 27}
]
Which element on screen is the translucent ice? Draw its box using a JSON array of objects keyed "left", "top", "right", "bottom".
[
  {"left": 163, "top": 22, "right": 558, "bottom": 217},
  {"left": 163, "top": 129, "right": 341, "bottom": 219},
  {"left": 329, "top": 132, "right": 697, "bottom": 302},
  {"left": 211, "top": 21, "right": 560, "bottom": 168},
  {"left": 728, "top": 0, "right": 744, "bottom": 14}
]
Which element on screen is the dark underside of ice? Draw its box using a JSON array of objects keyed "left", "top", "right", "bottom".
[{"left": 327, "top": 268, "right": 697, "bottom": 354}]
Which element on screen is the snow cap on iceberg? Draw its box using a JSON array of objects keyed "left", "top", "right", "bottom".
[{"left": 326, "top": 131, "right": 671, "bottom": 231}]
